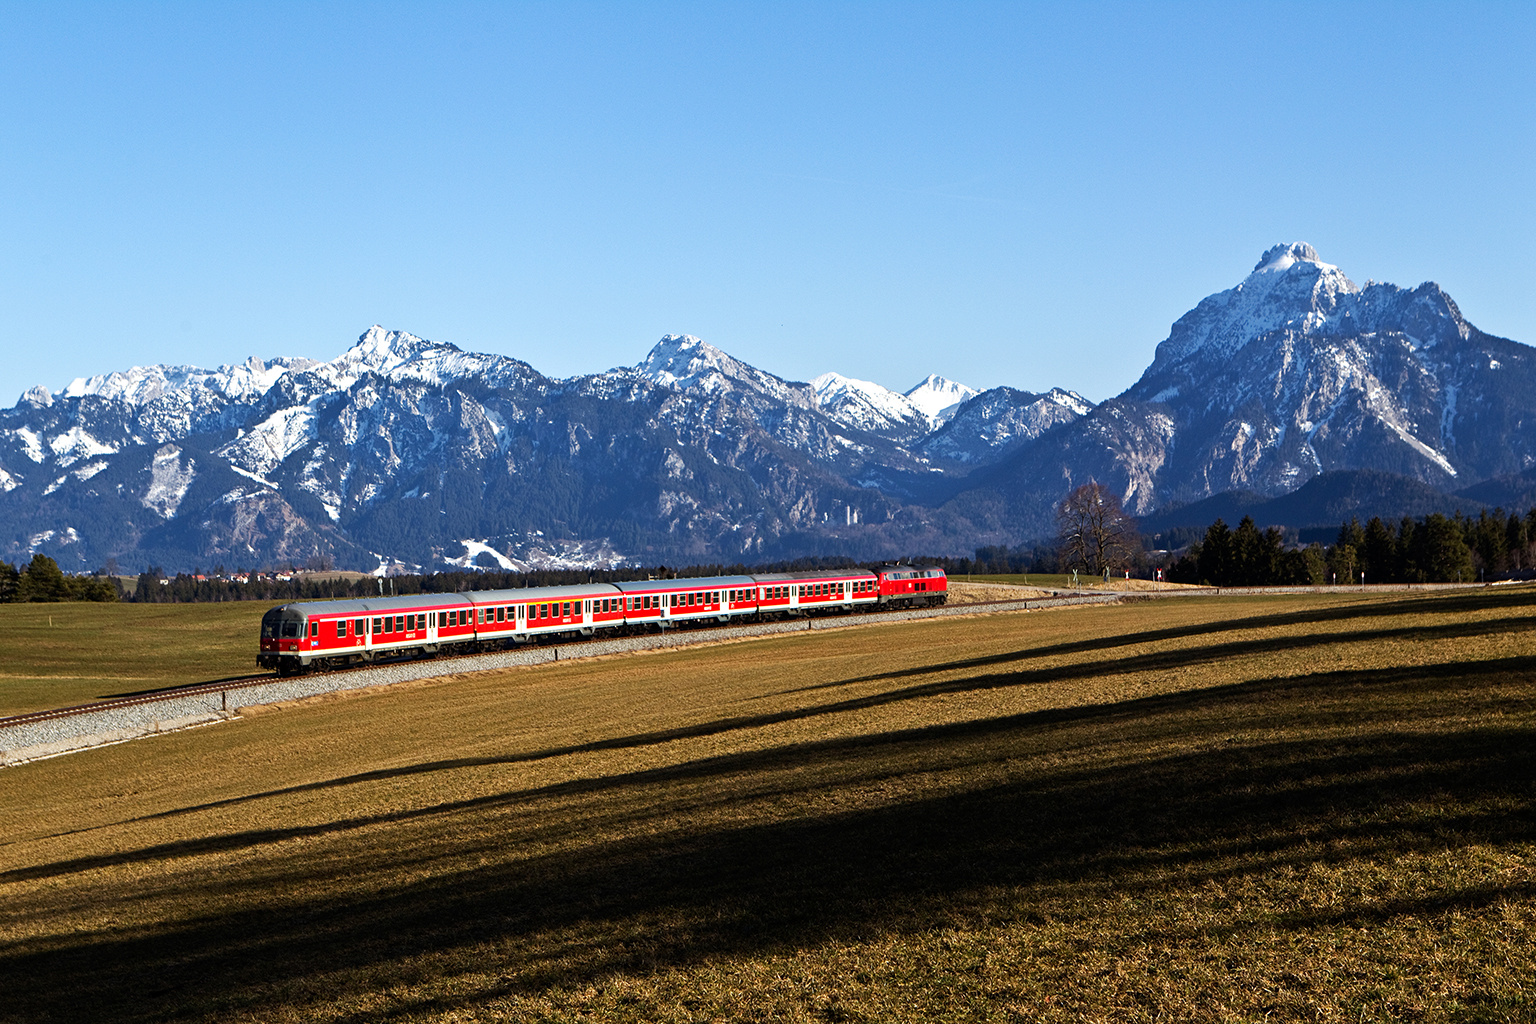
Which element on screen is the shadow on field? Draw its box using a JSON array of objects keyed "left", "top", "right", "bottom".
[
  {"left": 3, "top": 655, "right": 1533, "bottom": 1022},
  {"left": 21, "top": 622, "right": 1536, "bottom": 850},
  {"left": 807, "top": 587, "right": 1536, "bottom": 692}
]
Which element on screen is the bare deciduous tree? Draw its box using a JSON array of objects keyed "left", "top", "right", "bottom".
[{"left": 1056, "top": 481, "right": 1137, "bottom": 575}]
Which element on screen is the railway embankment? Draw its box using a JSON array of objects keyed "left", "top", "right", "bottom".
[{"left": 0, "top": 590, "right": 1120, "bottom": 766}]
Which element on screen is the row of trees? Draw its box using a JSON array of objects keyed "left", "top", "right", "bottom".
[
  {"left": 0, "top": 555, "right": 119, "bottom": 602},
  {"left": 1164, "top": 511, "right": 1517, "bottom": 586}
]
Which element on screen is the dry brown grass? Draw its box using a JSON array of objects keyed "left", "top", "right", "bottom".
[
  {"left": 0, "top": 602, "right": 265, "bottom": 717},
  {"left": 1, "top": 589, "right": 1533, "bottom": 1022},
  {"left": 944, "top": 580, "right": 1053, "bottom": 603}
]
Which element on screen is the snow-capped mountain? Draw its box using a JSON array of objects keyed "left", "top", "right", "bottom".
[
  {"left": 920, "top": 387, "right": 1093, "bottom": 465},
  {"left": 905, "top": 375, "right": 979, "bottom": 427},
  {"left": 5, "top": 242, "right": 1532, "bottom": 572},
  {"left": 968, "top": 242, "right": 1536, "bottom": 535},
  {"left": 810, "top": 373, "right": 931, "bottom": 441},
  {"left": 0, "top": 327, "right": 1064, "bottom": 572}
]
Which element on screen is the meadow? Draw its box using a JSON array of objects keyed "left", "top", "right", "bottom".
[
  {"left": 0, "top": 602, "right": 265, "bottom": 717},
  {"left": 1, "top": 589, "right": 1532, "bottom": 1022}
]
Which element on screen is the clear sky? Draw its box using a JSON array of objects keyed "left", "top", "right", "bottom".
[{"left": 2, "top": 2, "right": 1532, "bottom": 407}]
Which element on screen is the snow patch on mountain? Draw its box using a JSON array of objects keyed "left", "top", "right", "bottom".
[
  {"left": 443, "top": 539, "right": 519, "bottom": 571},
  {"left": 13, "top": 426, "right": 45, "bottom": 463},
  {"left": 218, "top": 406, "right": 317, "bottom": 477},
  {"left": 45, "top": 459, "right": 110, "bottom": 495},
  {"left": 49, "top": 426, "right": 118, "bottom": 467},
  {"left": 142, "top": 445, "right": 196, "bottom": 518}
]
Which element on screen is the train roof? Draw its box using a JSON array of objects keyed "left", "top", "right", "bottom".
[
  {"left": 266, "top": 593, "right": 479, "bottom": 617},
  {"left": 749, "top": 568, "right": 875, "bottom": 583},
  {"left": 467, "top": 582, "right": 623, "bottom": 603},
  {"left": 611, "top": 575, "right": 757, "bottom": 594}
]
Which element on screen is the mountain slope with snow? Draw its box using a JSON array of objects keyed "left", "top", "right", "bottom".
[
  {"left": 5, "top": 244, "right": 1535, "bottom": 572},
  {"left": 959, "top": 242, "right": 1536, "bottom": 536}
]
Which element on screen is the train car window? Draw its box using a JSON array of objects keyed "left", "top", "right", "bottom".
[
  {"left": 394, "top": 615, "right": 404, "bottom": 632},
  {"left": 371, "top": 617, "right": 381, "bottom": 634},
  {"left": 355, "top": 618, "right": 365, "bottom": 635},
  {"left": 495, "top": 606, "right": 504, "bottom": 622},
  {"left": 336, "top": 621, "right": 347, "bottom": 638}
]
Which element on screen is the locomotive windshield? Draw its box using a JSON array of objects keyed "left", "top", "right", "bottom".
[{"left": 261, "top": 608, "right": 302, "bottom": 640}]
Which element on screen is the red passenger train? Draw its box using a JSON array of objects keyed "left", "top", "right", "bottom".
[{"left": 259, "top": 564, "right": 947, "bottom": 674}]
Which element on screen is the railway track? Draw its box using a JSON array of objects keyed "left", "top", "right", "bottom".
[{"left": 2, "top": 594, "right": 1121, "bottom": 758}]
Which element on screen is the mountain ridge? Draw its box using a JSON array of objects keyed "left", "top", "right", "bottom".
[{"left": 4, "top": 243, "right": 1533, "bottom": 573}]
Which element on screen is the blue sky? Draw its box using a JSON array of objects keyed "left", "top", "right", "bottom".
[{"left": 2, "top": 2, "right": 1532, "bottom": 406}]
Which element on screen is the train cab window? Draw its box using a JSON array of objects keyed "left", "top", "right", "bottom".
[
  {"left": 310, "top": 621, "right": 319, "bottom": 638},
  {"left": 336, "top": 621, "right": 347, "bottom": 638}
]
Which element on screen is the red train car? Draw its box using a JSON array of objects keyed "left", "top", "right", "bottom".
[
  {"left": 259, "top": 565, "right": 948, "bottom": 674},
  {"left": 751, "top": 569, "right": 879, "bottom": 615},
  {"left": 613, "top": 575, "right": 760, "bottom": 627},
  {"left": 875, "top": 564, "right": 948, "bottom": 608},
  {"left": 259, "top": 593, "right": 478, "bottom": 672}
]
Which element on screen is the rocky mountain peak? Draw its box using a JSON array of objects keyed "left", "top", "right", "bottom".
[
  {"left": 335, "top": 325, "right": 446, "bottom": 373},
  {"left": 904, "top": 374, "right": 980, "bottom": 427},
  {"left": 1251, "top": 241, "right": 1320, "bottom": 274},
  {"left": 636, "top": 334, "right": 815, "bottom": 407},
  {"left": 637, "top": 334, "right": 734, "bottom": 387},
  {"left": 1151, "top": 242, "right": 1360, "bottom": 366}
]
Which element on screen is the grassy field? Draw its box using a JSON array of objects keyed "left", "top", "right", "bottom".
[
  {"left": 1, "top": 589, "right": 1532, "bottom": 1022},
  {"left": 0, "top": 588, "right": 1025, "bottom": 719},
  {"left": 0, "top": 602, "right": 268, "bottom": 717}
]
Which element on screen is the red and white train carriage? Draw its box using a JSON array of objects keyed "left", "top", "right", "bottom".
[{"left": 259, "top": 564, "right": 946, "bottom": 673}]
